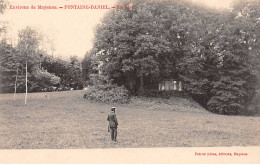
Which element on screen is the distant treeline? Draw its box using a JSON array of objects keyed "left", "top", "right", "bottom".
[{"left": 0, "top": 26, "right": 83, "bottom": 93}]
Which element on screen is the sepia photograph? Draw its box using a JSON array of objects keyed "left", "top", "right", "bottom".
[{"left": 0, "top": 0, "right": 259, "bottom": 164}]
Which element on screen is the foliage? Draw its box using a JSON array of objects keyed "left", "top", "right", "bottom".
[
  {"left": 93, "top": 0, "right": 179, "bottom": 94},
  {"left": 82, "top": 51, "right": 96, "bottom": 82},
  {"left": 256, "top": 90, "right": 260, "bottom": 115},
  {"left": 0, "top": 26, "right": 83, "bottom": 93},
  {"left": 83, "top": 74, "right": 130, "bottom": 103},
  {"left": 205, "top": 0, "right": 259, "bottom": 115},
  {"left": 91, "top": 0, "right": 259, "bottom": 115},
  {"left": 0, "top": 40, "right": 19, "bottom": 93},
  {"left": 41, "top": 55, "right": 83, "bottom": 89},
  {"left": 0, "top": 0, "right": 7, "bottom": 14},
  {"left": 34, "top": 69, "right": 60, "bottom": 85},
  {"left": 0, "top": 0, "right": 8, "bottom": 38},
  {"left": 68, "top": 56, "right": 83, "bottom": 89}
]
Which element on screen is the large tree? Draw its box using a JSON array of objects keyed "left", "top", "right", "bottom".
[
  {"left": 93, "top": 0, "right": 197, "bottom": 94},
  {"left": 206, "top": 0, "right": 260, "bottom": 115},
  {"left": 0, "top": 40, "right": 20, "bottom": 93}
]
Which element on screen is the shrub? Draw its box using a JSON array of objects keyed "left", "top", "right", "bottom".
[
  {"left": 253, "top": 90, "right": 260, "bottom": 115},
  {"left": 83, "top": 74, "right": 130, "bottom": 103},
  {"left": 207, "top": 77, "right": 257, "bottom": 115}
]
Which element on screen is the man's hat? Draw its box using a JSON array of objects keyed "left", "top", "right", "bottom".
[{"left": 111, "top": 107, "right": 115, "bottom": 109}]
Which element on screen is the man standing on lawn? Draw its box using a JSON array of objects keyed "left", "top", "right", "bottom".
[{"left": 107, "top": 107, "right": 118, "bottom": 141}]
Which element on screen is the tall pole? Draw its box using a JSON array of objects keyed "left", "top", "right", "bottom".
[
  {"left": 14, "top": 67, "right": 18, "bottom": 101},
  {"left": 25, "top": 61, "right": 28, "bottom": 105}
]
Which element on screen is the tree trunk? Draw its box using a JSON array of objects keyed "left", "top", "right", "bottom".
[
  {"left": 138, "top": 75, "right": 144, "bottom": 95},
  {"left": 126, "top": 73, "right": 137, "bottom": 94},
  {"left": 14, "top": 67, "right": 18, "bottom": 101}
]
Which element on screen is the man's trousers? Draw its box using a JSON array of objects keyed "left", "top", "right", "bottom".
[{"left": 110, "top": 127, "right": 117, "bottom": 141}]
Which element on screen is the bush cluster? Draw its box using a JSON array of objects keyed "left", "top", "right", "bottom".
[{"left": 83, "top": 74, "right": 130, "bottom": 103}]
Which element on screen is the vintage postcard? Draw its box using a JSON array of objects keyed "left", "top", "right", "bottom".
[{"left": 0, "top": 0, "right": 259, "bottom": 164}]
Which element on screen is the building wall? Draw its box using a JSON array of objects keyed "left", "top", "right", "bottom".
[{"left": 159, "top": 80, "right": 182, "bottom": 91}]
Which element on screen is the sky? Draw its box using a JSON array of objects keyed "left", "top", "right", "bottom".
[{"left": 2, "top": 0, "right": 233, "bottom": 59}]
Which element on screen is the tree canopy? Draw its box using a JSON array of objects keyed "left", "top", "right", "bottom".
[{"left": 89, "top": 0, "right": 260, "bottom": 115}]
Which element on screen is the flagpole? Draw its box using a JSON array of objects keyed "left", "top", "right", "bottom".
[{"left": 25, "top": 61, "right": 27, "bottom": 105}]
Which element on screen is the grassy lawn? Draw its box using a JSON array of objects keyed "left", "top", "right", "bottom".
[{"left": 0, "top": 90, "right": 259, "bottom": 149}]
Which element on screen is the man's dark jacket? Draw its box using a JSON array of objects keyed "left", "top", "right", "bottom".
[{"left": 107, "top": 113, "right": 118, "bottom": 128}]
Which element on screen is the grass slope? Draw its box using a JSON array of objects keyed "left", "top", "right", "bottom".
[{"left": 0, "top": 90, "right": 259, "bottom": 149}]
